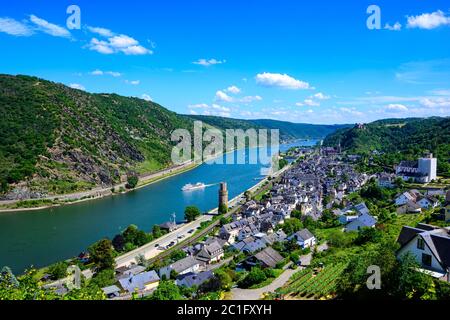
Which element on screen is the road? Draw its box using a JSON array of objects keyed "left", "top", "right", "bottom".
[
  {"left": 115, "top": 214, "right": 214, "bottom": 268},
  {"left": 230, "top": 243, "right": 328, "bottom": 300},
  {"left": 43, "top": 163, "right": 291, "bottom": 289},
  {"left": 116, "top": 164, "right": 293, "bottom": 268},
  {"left": 0, "top": 160, "right": 195, "bottom": 207}
]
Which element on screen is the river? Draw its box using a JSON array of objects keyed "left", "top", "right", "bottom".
[{"left": 0, "top": 140, "right": 317, "bottom": 273}]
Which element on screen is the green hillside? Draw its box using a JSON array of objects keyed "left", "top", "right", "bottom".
[
  {"left": 0, "top": 74, "right": 355, "bottom": 199},
  {"left": 323, "top": 117, "right": 450, "bottom": 176},
  {"left": 0, "top": 74, "right": 193, "bottom": 197}
]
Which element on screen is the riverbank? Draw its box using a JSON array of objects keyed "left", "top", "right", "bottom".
[{"left": 0, "top": 160, "right": 199, "bottom": 213}]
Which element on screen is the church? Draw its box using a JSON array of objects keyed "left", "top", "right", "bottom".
[{"left": 395, "top": 153, "right": 437, "bottom": 183}]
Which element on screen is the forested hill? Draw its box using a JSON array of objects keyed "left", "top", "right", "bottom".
[
  {"left": 0, "top": 74, "right": 193, "bottom": 198},
  {"left": 187, "top": 115, "right": 351, "bottom": 141},
  {"left": 0, "top": 74, "right": 351, "bottom": 199},
  {"left": 323, "top": 117, "right": 450, "bottom": 175}
]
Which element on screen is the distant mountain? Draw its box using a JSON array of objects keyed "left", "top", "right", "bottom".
[
  {"left": 186, "top": 115, "right": 351, "bottom": 141},
  {"left": 323, "top": 117, "right": 450, "bottom": 175}
]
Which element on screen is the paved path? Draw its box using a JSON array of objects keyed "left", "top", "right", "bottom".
[
  {"left": 0, "top": 161, "right": 195, "bottom": 208},
  {"left": 230, "top": 243, "right": 328, "bottom": 300}
]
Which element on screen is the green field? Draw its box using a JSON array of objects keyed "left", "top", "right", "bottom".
[{"left": 279, "top": 263, "right": 347, "bottom": 299}]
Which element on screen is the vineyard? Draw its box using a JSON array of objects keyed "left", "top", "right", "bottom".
[{"left": 279, "top": 263, "right": 347, "bottom": 299}]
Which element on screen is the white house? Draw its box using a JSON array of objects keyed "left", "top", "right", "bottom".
[
  {"left": 417, "top": 196, "right": 439, "bottom": 210},
  {"left": 118, "top": 270, "right": 160, "bottom": 294},
  {"left": 287, "top": 228, "right": 316, "bottom": 249},
  {"left": 159, "top": 256, "right": 200, "bottom": 279},
  {"left": 395, "top": 191, "right": 418, "bottom": 206},
  {"left": 344, "top": 203, "right": 377, "bottom": 232},
  {"left": 397, "top": 223, "right": 450, "bottom": 282}
]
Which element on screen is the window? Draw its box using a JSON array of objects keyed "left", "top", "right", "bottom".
[
  {"left": 417, "top": 238, "right": 425, "bottom": 250},
  {"left": 422, "top": 254, "right": 432, "bottom": 267}
]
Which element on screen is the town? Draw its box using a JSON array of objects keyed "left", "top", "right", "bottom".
[{"left": 17, "top": 144, "right": 448, "bottom": 301}]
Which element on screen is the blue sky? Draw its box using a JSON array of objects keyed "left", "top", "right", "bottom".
[{"left": 0, "top": 0, "right": 449, "bottom": 124}]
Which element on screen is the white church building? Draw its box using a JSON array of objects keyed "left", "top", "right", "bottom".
[{"left": 395, "top": 153, "right": 437, "bottom": 183}]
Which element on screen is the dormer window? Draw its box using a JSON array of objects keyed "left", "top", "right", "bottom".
[{"left": 417, "top": 238, "right": 425, "bottom": 250}]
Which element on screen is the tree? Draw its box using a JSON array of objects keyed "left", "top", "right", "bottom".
[
  {"left": 122, "top": 225, "right": 151, "bottom": 247},
  {"left": 170, "top": 249, "right": 187, "bottom": 262},
  {"left": 184, "top": 206, "right": 201, "bottom": 222},
  {"left": 88, "top": 239, "right": 115, "bottom": 271},
  {"left": 327, "top": 230, "right": 355, "bottom": 248},
  {"left": 47, "top": 262, "right": 69, "bottom": 280},
  {"left": 354, "top": 227, "right": 382, "bottom": 245},
  {"left": 112, "top": 234, "right": 125, "bottom": 252},
  {"left": 89, "top": 269, "right": 115, "bottom": 289},
  {"left": 291, "top": 209, "right": 302, "bottom": 219},
  {"left": 392, "top": 254, "right": 436, "bottom": 300},
  {"left": 126, "top": 175, "right": 139, "bottom": 189},
  {"left": 218, "top": 203, "right": 228, "bottom": 215},
  {"left": 282, "top": 218, "right": 303, "bottom": 235},
  {"left": 149, "top": 280, "right": 183, "bottom": 300},
  {"left": 239, "top": 267, "right": 267, "bottom": 288},
  {"left": 152, "top": 225, "right": 162, "bottom": 238}
]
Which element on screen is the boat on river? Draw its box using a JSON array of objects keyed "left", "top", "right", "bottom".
[{"left": 181, "top": 183, "right": 206, "bottom": 191}]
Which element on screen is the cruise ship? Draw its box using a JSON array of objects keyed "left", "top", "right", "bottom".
[{"left": 181, "top": 183, "right": 206, "bottom": 191}]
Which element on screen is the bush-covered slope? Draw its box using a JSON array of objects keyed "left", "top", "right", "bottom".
[{"left": 323, "top": 117, "right": 450, "bottom": 175}]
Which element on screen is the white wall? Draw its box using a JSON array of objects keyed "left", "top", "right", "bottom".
[{"left": 398, "top": 235, "right": 444, "bottom": 273}]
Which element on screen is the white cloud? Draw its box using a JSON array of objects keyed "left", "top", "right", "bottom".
[
  {"left": 87, "top": 26, "right": 114, "bottom": 37},
  {"left": 313, "top": 92, "right": 330, "bottom": 100},
  {"left": 108, "top": 35, "right": 138, "bottom": 48},
  {"left": 188, "top": 103, "right": 231, "bottom": 117},
  {"left": 339, "top": 107, "right": 364, "bottom": 117},
  {"left": 429, "top": 89, "right": 450, "bottom": 96},
  {"left": 125, "top": 80, "right": 140, "bottom": 85},
  {"left": 407, "top": 10, "right": 450, "bottom": 30},
  {"left": 87, "top": 28, "right": 152, "bottom": 55},
  {"left": 192, "top": 58, "right": 226, "bottom": 67},
  {"left": 303, "top": 99, "right": 320, "bottom": 107},
  {"left": 121, "top": 45, "right": 151, "bottom": 55},
  {"left": 29, "top": 15, "right": 70, "bottom": 38},
  {"left": 0, "top": 17, "right": 33, "bottom": 36},
  {"left": 141, "top": 94, "right": 153, "bottom": 101},
  {"left": 240, "top": 95, "right": 262, "bottom": 103},
  {"left": 386, "top": 104, "right": 409, "bottom": 112},
  {"left": 107, "top": 71, "right": 121, "bottom": 77},
  {"left": 215, "top": 90, "right": 234, "bottom": 102},
  {"left": 420, "top": 97, "right": 450, "bottom": 108},
  {"left": 90, "top": 70, "right": 122, "bottom": 77},
  {"left": 385, "top": 22, "right": 402, "bottom": 31},
  {"left": 69, "top": 83, "right": 85, "bottom": 90},
  {"left": 226, "top": 86, "right": 241, "bottom": 94},
  {"left": 89, "top": 38, "right": 115, "bottom": 54},
  {"left": 255, "top": 72, "right": 312, "bottom": 90}
]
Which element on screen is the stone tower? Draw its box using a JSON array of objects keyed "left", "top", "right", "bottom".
[{"left": 219, "top": 182, "right": 229, "bottom": 210}]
